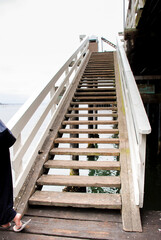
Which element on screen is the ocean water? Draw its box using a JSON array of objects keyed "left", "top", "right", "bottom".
[{"left": 0, "top": 104, "right": 22, "bottom": 124}]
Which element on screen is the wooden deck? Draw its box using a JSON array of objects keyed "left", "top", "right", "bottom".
[
  {"left": 1, "top": 52, "right": 154, "bottom": 238},
  {"left": 0, "top": 208, "right": 161, "bottom": 239}
]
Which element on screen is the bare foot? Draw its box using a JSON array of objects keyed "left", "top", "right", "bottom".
[
  {"left": 13, "top": 213, "right": 22, "bottom": 230},
  {"left": 1, "top": 222, "right": 11, "bottom": 228}
]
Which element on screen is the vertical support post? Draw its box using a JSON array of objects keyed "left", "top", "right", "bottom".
[
  {"left": 138, "top": 133, "right": 147, "bottom": 207},
  {"left": 12, "top": 134, "right": 23, "bottom": 181},
  {"left": 65, "top": 67, "right": 70, "bottom": 87},
  {"left": 70, "top": 104, "right": 79, "bottom": 176},
  {"left": 50, "top": 85, "right": 56, "bottom": 115}
]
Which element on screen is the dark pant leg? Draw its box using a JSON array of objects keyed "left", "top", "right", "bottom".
[{"left": 0, "top": 147, "right": 16, "bottom": 225}]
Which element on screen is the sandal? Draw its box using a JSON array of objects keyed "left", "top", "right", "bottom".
[{"left": 13, "top": 219, "right": 31, "bottom": 232}]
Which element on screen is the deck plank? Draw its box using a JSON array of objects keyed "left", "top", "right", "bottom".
[
  {"left": 36, "top": 175, "right": 121, "bottom": 188},
  {"left": 44, "top": 160, "right": 120, "bottom": 170},
  {"left": 69, "top": 106, "right": 117, "bottom": 110},
  {"left": 59, "top": 128, "right": 119, "bottom": 134},
  {"left": 73, "top": 96, "right": 117, "bottom": 100},
  {"left": 65, "top": 113, "right": 118, "bottom": 117},
  {"left": 75, "top": 92, "right": 116, "bottom": 96},
  {"left": 70, "top": 101, "right": 117, "bottom": 105},
  {"left": 54, "top": 137, "right": 120, "bottom": 144},
  {"left": 26, "top": 206, "right": 122, "bottom": 222},
  {"left": 76, "top": 87, "right": 116, "bottom": 91},
  {"left": 50, "top": 147, "right": 120, "bottom": 156},
  {"left": 62, "top": 120, "right": 118, "bottom": 125},
  {"left": 1, "top": 211, "right": 161, "bottom": 240},
  {"left": 29, "top": 191, "right": 121, "bottom": 209}
]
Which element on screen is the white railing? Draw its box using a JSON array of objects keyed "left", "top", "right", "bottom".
[
  {"left": 7, "top": 36, "right": 90, "bottom": 198},
  {"left": 116, "top": 36, "right": 151, "bottom": 208}
]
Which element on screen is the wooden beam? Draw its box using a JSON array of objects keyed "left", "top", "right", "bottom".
[
  {"left": 114, "top": 52, "right": 142, "bottom": 232},
  {"left": 44, "top": 160, "right": 120, "bottom": 170},
  {"left": 50, "top": 147, "right": 120, "bottom": 156},
  {"left": 36, "top": 175, "right": 121, "bottom": 188},
  {"left": 29, "top": 191, "right": 121, "bottom": 209}
]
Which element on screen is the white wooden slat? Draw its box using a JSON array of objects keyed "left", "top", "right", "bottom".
[{"left": 6, "top": 36, "right": 89, "bottom": 198}]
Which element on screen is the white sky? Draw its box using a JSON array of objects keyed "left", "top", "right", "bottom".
[{"left": 0, "top": 0, "right": 128, "bottom": 103}]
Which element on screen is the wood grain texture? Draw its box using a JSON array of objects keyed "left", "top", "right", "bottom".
[
  {"left": 36, "top": 175, "right": 121, "bottom": 188},
  {"left": 29, "top": 191, "right": 121, "bottom": 209},
  {"left": 44, "top": 159, "right": 120, "bottom": 170},
  {"left": 50, "top": 147, "right": 120, "bottom": 156}
]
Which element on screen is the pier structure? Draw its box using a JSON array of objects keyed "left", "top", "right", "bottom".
[{"left": 1, "top": 1, "right": 161, "bottom": 238}]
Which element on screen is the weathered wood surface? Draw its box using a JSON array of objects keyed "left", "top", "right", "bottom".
[
  {"left": 36, "top": 175, "right": 121, "bottom": 188},
  {"left": 66, "top": 113, "right": 118, "bottom": 117},
  {"left": 44, "top": 159, "right": 120, "bottom": 170},
  {"left": 69, "top": 106, "right": 117, "bottom": 110},
  {"left": 29, "top": 191, "right": 121, "bottom": 209},
  {"left": 58, "top": 128, "right": 119, "bottom": 134},
  {"left": 79, "top": 83, "right": 115, "bottom": 86},
  {"left": 75, "top": 91, "right": 116, "bottom": 96},
  {"left": 0, "top": 210, "right": 161, "bottom": 239},
  {"left": 13, "top": 51, "right": 92, "bottom": 216},
  {"left": 62, "top": 120, "right": 118, "bottom": 125},
  {"left": 114, "top": 52, "right": 142, "bottom": 232},
  {"left": 70, "top": 101, "right": 117, "bottom": 105},
  {"left": 80, "top": 79, "right": 115, "bottom": 83},
  {"left": 50, "top": 147, "right": 120, "bottom": 156},
  {"left": 76, "top": 87, "right": 116, "bottom": 91},
  {"left": 54, "top": 137, "right": 120, "bottom": 144},
  {"left": 73, "top": 96, "right": 117, "bottom": 100},
  {"left": 11, "top": 51, "right": 149, "bottom": 238}
]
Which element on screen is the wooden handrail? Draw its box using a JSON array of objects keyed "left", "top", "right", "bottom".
[{"left": 116, "top": 36, "right": 151, "bottom": 207}]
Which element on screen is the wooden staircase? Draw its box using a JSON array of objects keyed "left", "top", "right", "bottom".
[{"left": 29, "top": 52, "right": 122, "bottom": 209}]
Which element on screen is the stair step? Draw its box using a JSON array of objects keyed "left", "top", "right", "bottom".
[
  {"left": 69, "top": 107, "right": 117, "bottom": 111},
  {"left": 75, "top": 92, "right": 116, "bottom": 96},
  {"left": 54, "top": 138, "right": 120, "bottom": 144},
  {"left": 50, "top": 148, "right": 120, "bottom": 156},
  {"left": 59, "top": 128, "right": 119, "bottom": 134},
  {"left": 62, "top": 120, "right": 118, "bottom": 125},
  {"left": 66, "top": 113, "right": 118, "bottom": 118},
  {"left": 29, "top": 191, "right": 121, "bottom": 209},
  {"left": 44, "top": 160, "right": 120, "bottom": 170},
  {"left": 80, "top": 80, "right": 115, "bottom": 83},
  {"left": 82, "top": 74, "right": 115, "bottom": 77},
  {"left": 73, "top": 96, "right": 117, "bottom": 100},
  {"left": 70, "top": 101, "right": 117, "bottom": 105},
  {"left": 79, "top": 84, "right": 115, "bottom": 87},
  {"left": 37, "top": 175, "right": 121, "bottom": 188},
  {"left": 76, "top": 88, "right": 116, "bottom": 91}
]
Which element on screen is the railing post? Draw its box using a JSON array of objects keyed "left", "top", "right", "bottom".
[
  {"left": 12, "top": 134, "right": 23, "bottom": 181},
  {"left": 65, "top": 67, "right": 70, "bottom": 87},
  {"left": 50, "top": 85, "right": 56, "bottom": 114},
  {"left": 138, "top": 133, "right": 147, "bottom": 207}
]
